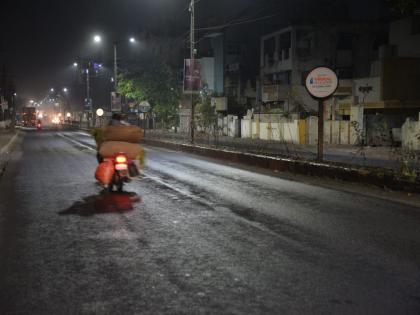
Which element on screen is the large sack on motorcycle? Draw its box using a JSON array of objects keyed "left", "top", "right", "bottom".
[
  {"left": 99, "top": 141, "right": 143, "bottom": 159},
  {"left": 95, "top": 160, "right": 114, "bottom": 185},
  {"left": 102, "top": 125, "right": 143, "bottom": 143},
  {"left": 92, "top": 127, "right": 106, "bottom": 149}
]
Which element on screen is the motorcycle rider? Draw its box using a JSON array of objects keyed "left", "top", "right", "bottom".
[{"left": 109, "top": 113, "right": 129, "bottom": 126}]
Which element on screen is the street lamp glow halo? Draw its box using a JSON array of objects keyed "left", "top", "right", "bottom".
[{"left": 93, "top": 35, "right": 102, "bottom": 43}]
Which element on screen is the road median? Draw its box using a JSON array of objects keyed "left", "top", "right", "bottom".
[{"left": 142, "top": 138, "right": 420, "bottom": 193}]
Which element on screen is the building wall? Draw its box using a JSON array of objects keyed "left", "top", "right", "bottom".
[
  {"left": 241, "top": 119, "right": 252, "bottom": 138},
  {"left": 382, "top": 58, "right": 420, "bottom": 101},
  {"left": 389, "top": 17, "right": 420, "bottom": 58},
  {"left": 260, "top": 23, "right": 385, "bottom": 112},
  {"left": 401, "top": 113, "right": 420, "bottom": 150},
  {"left": 210, "top": 35, "right": 225, "bottom": 94},
  {"left": 353, "top": 77, "right": 381, "bottom": 103},
  {"left": 200, "top": 57, "right": 215, "bottom": 91}
]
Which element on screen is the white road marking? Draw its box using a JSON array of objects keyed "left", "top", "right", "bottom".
[
  {"left": 139, "top": 172, "right": 212, "bottom": 206},
  {"left": 57, "top": 133, "right": 96, "bottom": 151}
]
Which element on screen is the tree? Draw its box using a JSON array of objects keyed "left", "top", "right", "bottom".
[
  {"left": 196, "top": 97, "right": 217, "bottom": 136},
  {"left": 386, "top": 0, "right": 419, "bottom": 16},
  {"left": 117, "top": 54, "right": 180, "bottom": 128}
]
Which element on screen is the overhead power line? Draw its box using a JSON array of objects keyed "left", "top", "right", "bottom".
[{"left": 195, "top": 13, "right": 280, "bottom": 32}]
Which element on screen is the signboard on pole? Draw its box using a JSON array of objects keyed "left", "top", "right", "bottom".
[
  {"left": 84, "top": 98, "right": 92, "bottom": 111},
  {"left": 305, "top": 67, "right": 339, "bottom": 162},
  {"left": 139, "top": 101, "right": 151, "bottom": 113},
  {"left": 111, "top": 92, "right": 122, "bottom": 112},
  {"left": 183, "top": 59, "right": 202, "bottom": 94},
  {"left": 305, "top": 67, "right": 338, "bottom": 99}
]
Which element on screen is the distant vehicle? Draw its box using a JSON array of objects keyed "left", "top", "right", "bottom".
[{"left": 22, "top": 107, "right": 37, "bottom": 127}]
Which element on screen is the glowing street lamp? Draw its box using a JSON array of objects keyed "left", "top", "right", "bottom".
[
  {"left": 73, "top": 62, "right": 78, "bottom": 67},
  {"left": 63, "top": 87, "right": 68, "bottom": 93},
  {"left": 129, "top": 37, "right": 136, "bottom": 43},
  {"left": 93, "top": 35, "right": 102, "bottom": 43},
  {"left": 50, "top": 88, "right": 55, "bottom": 92}
]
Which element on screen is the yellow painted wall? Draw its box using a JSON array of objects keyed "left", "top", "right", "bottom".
[{"left": 298, "top": 120, "right": 306, "bottom": 145}]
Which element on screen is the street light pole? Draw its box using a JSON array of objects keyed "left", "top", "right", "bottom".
[
  {"left": 190, "top": 0, "right": 195, "bottom": 144},
  {"left": 86, "top": 68, "right": 90, "bottom": 101},
  {"left": 86, "top": 64, "right": 91, "bottom": 128},
  {"left": 113, "top": 43, "right": 118, "bottom": 91}
]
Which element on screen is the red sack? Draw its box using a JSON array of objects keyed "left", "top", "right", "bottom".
[{"left": 95, "top": 160, "right": 115, "bottom": 185}]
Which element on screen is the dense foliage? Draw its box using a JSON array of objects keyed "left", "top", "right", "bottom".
[
  {"left": 196, "top": 96, "right": 217, "bottom": 134},
  {"left": 117, "top": 54, "right": 180, "bottom": 127}
]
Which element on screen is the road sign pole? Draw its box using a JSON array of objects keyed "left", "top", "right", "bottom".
[
  {"left": 317, "top": 99, "right": 324, "bottom": 161},
  {"left": 305, "top": 66, "right": 339, "bottom": 162}
]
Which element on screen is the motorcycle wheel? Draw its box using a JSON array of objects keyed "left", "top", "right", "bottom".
[
  {"left": 117, "top": 181, "right": 123, "bottom": 192},
  {"left": 109, "top": 172, "right": 123, "bottom": 192}
]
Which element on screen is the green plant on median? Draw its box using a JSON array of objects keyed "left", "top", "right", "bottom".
[
  {"left": 196, "top": 94, "right": 217, "bottom": 143},
  {"left": 351, "top": 121, "right": 367, "bottom": 161},
  {"left": 389, "top": 131, "right": 420, "bottom": 181}
]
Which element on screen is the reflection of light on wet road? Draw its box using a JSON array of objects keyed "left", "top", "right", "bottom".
[{"left": 59, "top": 192, "right": 141, "bottom": 217}]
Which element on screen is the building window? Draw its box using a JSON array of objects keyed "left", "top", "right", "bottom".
[
  {"left": 279, "top": 32, "right": 291, "bottom": 60},
  {"left": 273, "top": 71, "right": 291, "bottom": 85},
  {"left": 337, "top": 34, "right": 353, "bottom": 50},
  {"left": 264, "top": 37, "right": 276, "bottom": 65},
  {"left": 336, "top": 68, "right": 353, "bottom": 79}
]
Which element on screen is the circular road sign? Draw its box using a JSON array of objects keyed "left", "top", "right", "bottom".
[
  {"left": 305, "top": 67, "right": 338, "bottom": 99},
  {"left": 96, "top": 108, "right": 104, "bottom": 117},
  {"left": 139, "top": 101, "right": 151, "bottom": 113}
]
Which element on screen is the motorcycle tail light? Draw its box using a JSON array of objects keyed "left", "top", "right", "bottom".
[{"left": 115, "top": 155, "right": 127, "bottom": 164}]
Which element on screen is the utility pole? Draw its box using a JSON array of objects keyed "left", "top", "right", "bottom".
[
  {"left": 86, "top": 69, "right": 90, "bottom": 101},
  {"left": 189, "top": 0, "right": 195, "bottom": 144}
]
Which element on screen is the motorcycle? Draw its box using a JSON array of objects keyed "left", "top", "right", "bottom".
[{"left": 96, "top": 152, "right": 140, "bottom": 192}]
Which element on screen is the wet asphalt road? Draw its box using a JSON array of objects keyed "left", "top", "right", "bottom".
[{"left": 0, "top": 130, "right": 420, "bottom": 315}]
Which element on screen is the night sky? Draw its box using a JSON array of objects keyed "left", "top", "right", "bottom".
[{"left": 0, "top": 0, "right": 388, "bottom": 99}]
